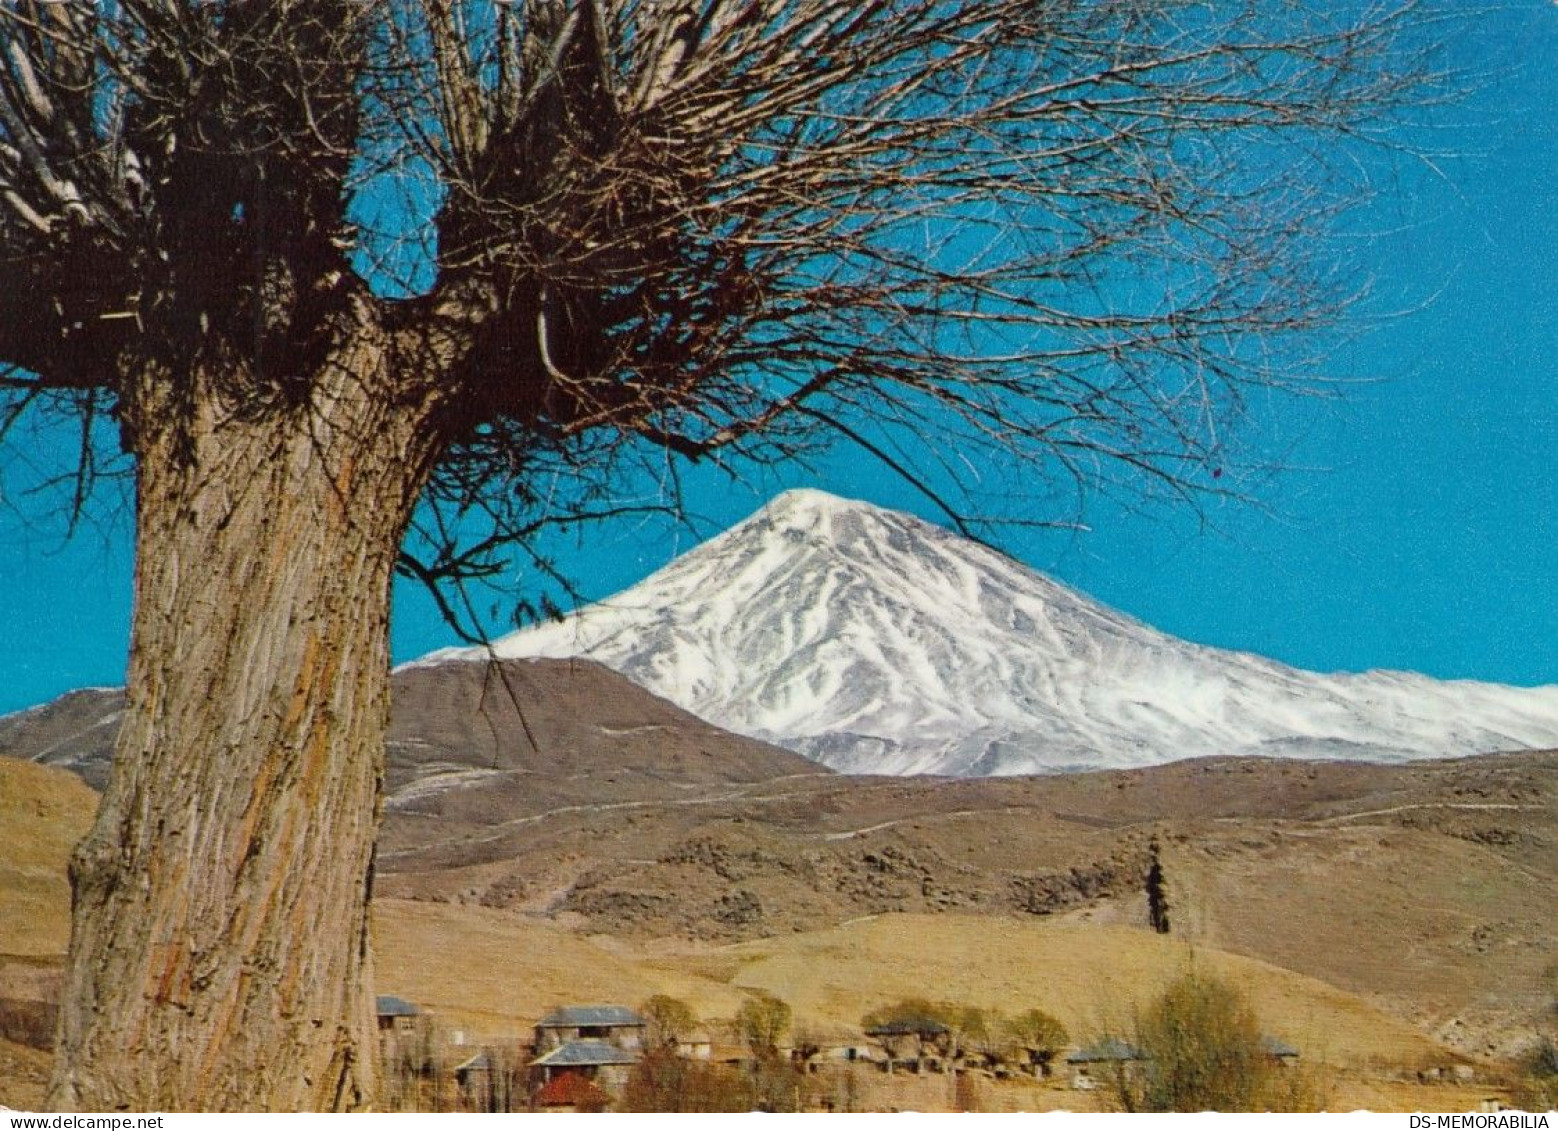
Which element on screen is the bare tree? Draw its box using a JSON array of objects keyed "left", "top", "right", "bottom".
[{"left": 0, "top": 0, "right": 1438, "bottom": 1110}]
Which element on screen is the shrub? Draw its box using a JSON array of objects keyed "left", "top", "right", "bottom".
[
  {"left": 641, "top": 994, "right": 698, "bottom": 1048},
  {"left": 1004, "top": 1009, "right": 1069, "bottom": 1075},
  {"left": 860, "top": 998, "right": 1068, "bottom": 1071},
  {"left": 736, "top": 993, "right": 792, "bottom": 1056},
  {"left": 947, "top": 1005, "right": 995, "bottom": 1060},
  {"left": 860, "top": 997, "right": 951, "bottom": 1034},
  {"left": 1110, "top": 969, "right": 1326, "bottom": 1112},
  {"left": 1137, "top": 969, "right": 1263, "bottom": 1110},
  {"left": 1512, "top": 1037, "right": 1558, "bottom": 1112},
  {"left": 619, "top": 1047, "right": 749, "bottom": 1112}
]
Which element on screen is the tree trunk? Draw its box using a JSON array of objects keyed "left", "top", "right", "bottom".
[{"left": 49, "top": 319, "right": 443, "bottom": 1110}]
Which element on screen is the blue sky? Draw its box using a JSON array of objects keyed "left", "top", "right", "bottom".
[{"left": 1, "top": 3, "right": 1555, "bottom": 715}]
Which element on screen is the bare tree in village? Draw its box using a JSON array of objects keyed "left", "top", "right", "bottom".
[{"left": 0, "top": 0, "right": 1438, "bottom": 1110}]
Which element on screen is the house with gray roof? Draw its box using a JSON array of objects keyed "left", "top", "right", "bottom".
[
  {"left": 1066, "top": 1037, "right": 1145, "bottom": 1064},
  {"left": 531, "top": 1039, "right": 639, "bottom": 1090},
  {"left": 375, "top": 995, "right": 430, "bottom": 1078},
  {"left": 864, "top": 1018, "right": 953, "bottom": 1075},
  {"left": 1261, "top": 1036, "right": 1301, "bottom": 1065},
  {"left": 375, "top": 994, "right": 420, "bottom": 1029},
  {"left": 534, "top": 1005, "right": 646, "bottom": 1054},
  {"left": 525, "top": 1005, "right": 647, "bottom": 1097},
  {"left": 1065, "top": 1037, "right": 1146, "bottom": 1091}
]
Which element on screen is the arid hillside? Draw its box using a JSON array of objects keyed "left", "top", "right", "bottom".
[
  {"left": 2, "top": 665, "right": 1556, "bottom": 1110},
  {"left": 387, "top": 751, "right": 1557, "bottom": 1058},
  {"left": 0, "top": 658, "right": 818, "bottom": 798}
]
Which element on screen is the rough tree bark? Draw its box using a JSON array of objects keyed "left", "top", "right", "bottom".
[{"left": 49, "top": 309, "right": 446, "bottom": 1111}]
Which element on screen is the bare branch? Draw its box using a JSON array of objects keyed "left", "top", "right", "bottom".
[{"left": 0, "top": 0, "right": 1452, "bottom": 624}]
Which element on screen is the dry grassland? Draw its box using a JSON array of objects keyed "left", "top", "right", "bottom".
[
  {"left": 371, "top": 899, "right": 1500, "bottom": 1112},
  {"left": 0, "top": 756, "right": 1540, "bottom": 1113},
  {"left": 0, "top": 1037, "right": 51, "bottom": 1110},
  {"left": 0, "top": 760, "right": 95, "bottom": 957},
  {"left": 372, "top": 898, "right": 1443, "bottom": 1069},
  {"left": 371, "top": 898, "right": 753, "bottom": 1035}
]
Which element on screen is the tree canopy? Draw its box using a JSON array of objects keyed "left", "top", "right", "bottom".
[
  {"left": 641, "top": 993, "right": 698, "bottom": 1047},
  {"left": 1005, "top": 1008, "right": 1069, "bottom": 1062},
  {"left": 0, "top": 0, "right": 1438, "bottom": 631},
  {"left": 1109, "top": 968, "right": 1327, "bottom": 1112},
  {"left": 736, "top": 992, "right": 791, "bottom": 1055}
]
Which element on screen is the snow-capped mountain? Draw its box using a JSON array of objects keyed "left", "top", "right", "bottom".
[{"left": 414, "top": 489, "right": 1558, "bottom": 776}]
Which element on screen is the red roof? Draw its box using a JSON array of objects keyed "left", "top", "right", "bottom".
[{"left": 534, "top": 1070, "right": 609, "bottom": 1109}]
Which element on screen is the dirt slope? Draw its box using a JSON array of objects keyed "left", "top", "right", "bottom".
[
  {"left": 0, "top": 759, "right": 95, "bottom": 957},
  {"left": 3, "top": 719, "right": 1554, "bottom": 1082}
]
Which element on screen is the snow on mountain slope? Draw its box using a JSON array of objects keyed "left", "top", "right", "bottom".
[{"left": 414, "top": 489, "right": 1558, "bottom": 775}]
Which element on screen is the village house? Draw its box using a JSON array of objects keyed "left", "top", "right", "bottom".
[
  {"left": 864, "top": 1018, "right": 953, "bottom": 1075},
  {"left": 375, "top": 994, "right": 422, "bottom": 1035},
  {"left": 533, "top": 1005, "right": 646, "bottom": 1053},
  {"left": 675, "top": 1029, "right": 715, "bottom": 1061},
  {"left": 708, "top": 1040, "right": 761, "bottom": 1071},
  {"left": 530, "top": 1039, "right": 639, "bottom": 1091},
  {"left": 526, "top": 1005, "right": 646, "bottom": 1100},
  {"left": 791, "top": 1026, "right": 882, "bottom": 1074},
  {"left": 453, "top": 1049, "right": 490, "bottom": 1092},
  {"left": 1065, "top": 1037, "right": 1146, "bottom": 1090},
  {"left": 1011, "top": 1039, "right": 1063, "bottom": 1080},
  {"left": 452, "top": 1050, "right": 495, "bottom": 1100},
  {"left": 374, "top": 994, "right": 429, "bottom": 1075},
  {"left": 452, "top": 1047, "right": 538, "bottom": 1111}
]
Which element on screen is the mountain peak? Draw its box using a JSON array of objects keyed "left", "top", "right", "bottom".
[
  {"left": 422, "top": 491, "right": 1558, "bottom": 776},
  {"left": 738, "top": 486, "right": 852, "bottom": 539},
  {"left": 739, "top": 487, "right": 895, "bottom": 544},
  {"left": 758, "top": 486, "right": 855, "bottom": 517}
]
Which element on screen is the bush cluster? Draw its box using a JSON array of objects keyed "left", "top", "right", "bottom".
[{"left": 1108, "top": 969, "right": 1327, "bottom": 1113}]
